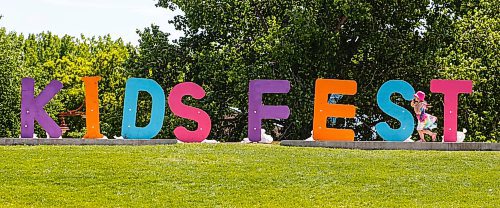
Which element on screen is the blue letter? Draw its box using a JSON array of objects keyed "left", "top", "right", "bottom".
[
  {"left": 375, "top": 80, "right": 415, "bottom": 141},
  {"left": 121, "top": 78, "right": 165, "bottom": 139}
]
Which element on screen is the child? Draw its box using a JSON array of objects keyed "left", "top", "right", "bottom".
[{"left": 411, "top": 91, "right": 438, "bottom": 142}]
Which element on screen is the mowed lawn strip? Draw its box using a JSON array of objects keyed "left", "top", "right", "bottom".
[{"left": 0, "top": 144, "right": 498, "bottom": 207}]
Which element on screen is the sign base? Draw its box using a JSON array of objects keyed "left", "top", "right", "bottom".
[
  {"left": 280, "top": 140, "right": 499, "bottom": 151},
  {"left": 0, "top": 138, "right": 177, "bottom": 146}
]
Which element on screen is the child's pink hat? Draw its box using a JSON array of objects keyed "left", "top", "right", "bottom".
[{"left": 414, "top": 91, "right": 426, "bottom": 101}]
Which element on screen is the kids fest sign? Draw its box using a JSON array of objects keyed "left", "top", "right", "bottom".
[{"left": 20, "top": 77, "right": 472, "bottom": 143}]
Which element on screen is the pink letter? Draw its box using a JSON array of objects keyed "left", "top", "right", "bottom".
[
  {"left": 168, "top": 82, "right": 211, "bottom": 142},
  {"left": 430, "top": 80, "right": 473, "bottom": 142}
]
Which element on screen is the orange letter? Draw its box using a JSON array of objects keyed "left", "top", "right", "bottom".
[
  {"left": 313, "top": 79, "right": 357, "bottom": 141},
  {"left": 82, "top": 76, "right": 104, "bottom": 139}
]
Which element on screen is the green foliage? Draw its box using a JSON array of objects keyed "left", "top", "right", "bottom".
[
  {"left": 0, "top": 30, "right": 130, "bottom": 138},
  {"left": 0, "top": 29, "right": 23, "bottom": 137},
  {"left": 0, "top": 0, "right": 498, "bottom": 142},
  {"left": 128, "top": 25, "right": 190, "bottom": 138},
  {"left": 0, "top": 145, "right": 498, "bottom": 207},
  {"left": 137, "top": 0, "right": 461, "bottom": 141},
  {"left": 435, "top": 0, "right": 500, "bottom": 142},
  {"left": 128, "top": 0, "right": 497, "bottom": 141}
]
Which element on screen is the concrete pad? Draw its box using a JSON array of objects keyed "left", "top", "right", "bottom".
[
  {"left": 0, "top": 138, "right": 177, "bottom": 146},
  {"left": 280, "top": 140, "right": 500, "bottom": 151}
]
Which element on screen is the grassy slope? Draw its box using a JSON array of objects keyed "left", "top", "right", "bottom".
[{"left": 0, "top": 144, "right": 498, "bottom": 207}]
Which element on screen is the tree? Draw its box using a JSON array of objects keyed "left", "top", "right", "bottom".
[
  {"left": 435, "top": 0, "right": 499, "bottom": 142},
  {"left": 1, "top": 0, "right": 497, "bottom": 142},
  {"left": 0, "top": 28, "right": 23, "bottom": 137},
  {"left": 135, "top": 0, "right": 463, "bottom": 141},
  {"left": 0, "top": 29, "right": 131, "bottom": 138}
]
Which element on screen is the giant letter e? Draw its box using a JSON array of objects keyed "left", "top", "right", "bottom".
[{"left": 313, "top": 79, "right": 357, "bottom": 141}]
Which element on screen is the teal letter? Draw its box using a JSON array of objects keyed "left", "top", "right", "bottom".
[
  {"left": 375, "top": 80, "right": 415, "bottom": 141},
  {"left": 121, "top": 78, "right": 165, "bottom": 139}
]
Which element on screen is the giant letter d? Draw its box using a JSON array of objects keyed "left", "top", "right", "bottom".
[{"left": 121, "top": 78, "right": 165, "bottom": 139}]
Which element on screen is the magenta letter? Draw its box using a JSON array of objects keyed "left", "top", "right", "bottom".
[
  {"left": 248, "top": 80, "right": 290, "bottom": 142},
  {"left": 21, "top": 78, "right": 63, "bottom": 138},
  {"left": 168, "top": 82, "right": 211, "bottom": 143},
  {"left": 430, "top": 80, "right": 473, "bottom": 142}
]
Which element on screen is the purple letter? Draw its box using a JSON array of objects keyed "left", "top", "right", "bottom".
[
  {"left": 21, "top": 78, "right": 63, "bottom": 138},
  {"left": 248, "top": 80, "right": 290, "bottom": 142}
]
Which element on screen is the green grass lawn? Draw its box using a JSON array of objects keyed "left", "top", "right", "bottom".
[{"left": 0, "top": 144, "right": 498, "bottom": 207}]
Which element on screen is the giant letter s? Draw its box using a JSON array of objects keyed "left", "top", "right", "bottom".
[
  {"left": 375, "top": 80, "right": 415, "bottom": 142},
  {"left": 168, "top": 82, "right": 211, "bottom": 143}
]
